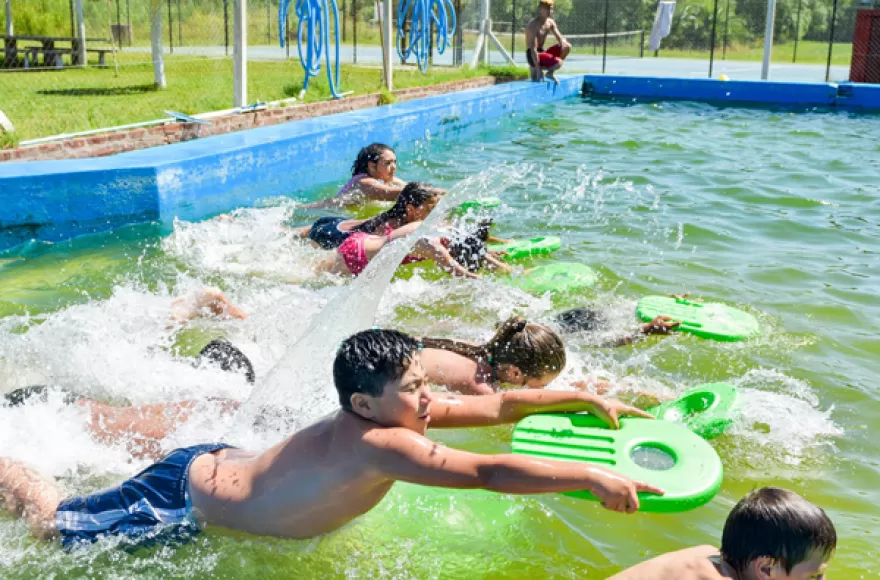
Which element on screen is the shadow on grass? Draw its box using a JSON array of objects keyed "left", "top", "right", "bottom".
[{"left": 36, "top": 84, "right": 157, "bottom": 97}]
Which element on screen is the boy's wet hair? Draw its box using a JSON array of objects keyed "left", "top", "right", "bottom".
[
  {"left": 721, "top": 487, "right": 837, "bottom": 574},
  {"left": 354, "top": 181, "right": 440, "bottom": 234},
  {"left": 196, "top": 339, "right": 256, "bottom": 384},
  {"left": 554, "top": 307, "right": 607, "bottom": 333},
  {"left": 352, "top": 143, "right": 394, "bottom": 177},
  {"left": 334, "top": 329, "right": 420, "bottom": 411},
  {"left": 421, "top": 317, "right": 566, "bottom": 381}
]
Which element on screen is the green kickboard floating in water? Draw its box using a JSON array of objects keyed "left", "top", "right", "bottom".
[
  {"left": 647, "top": 383, "right": 739, "bottom": 440},
  {"left": 488, "top": 236, "right": 562, "bottom": 260},
  {"left": 511, "top": 415, "right": 723, "bottom": 513},
  {"left": 636, "top": 296, "right": 760, "bottom": 342},
  {"left": 458, "top": 197, "right": 502, "bottom": 212},
  {"left": 508, "top": 262, "right": 597, "bottom": 295}
]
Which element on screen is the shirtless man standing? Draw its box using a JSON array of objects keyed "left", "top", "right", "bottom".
[
  {"left": 524, "top": 0, "right": 572, "bottom": 84},
  {"left": 0, "top": 328, "right": 662, "bottom": 548}
]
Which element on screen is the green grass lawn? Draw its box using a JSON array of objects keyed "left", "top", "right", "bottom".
[{"left": 2, "top": 55, "right": 527, "bottom": 142}]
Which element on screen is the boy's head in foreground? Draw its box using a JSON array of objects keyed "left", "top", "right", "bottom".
[
  {"left": 333, "top": 329, "right": 432, "bottom": 434},
  {"left": 721, "top": 487, "right": 836, "bottom": 580}
]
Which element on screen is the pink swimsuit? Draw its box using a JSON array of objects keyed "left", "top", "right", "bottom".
[{"left": 337, "top": 225, "right": 424, "bottom": 276}]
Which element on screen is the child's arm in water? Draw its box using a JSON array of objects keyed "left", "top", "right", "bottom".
[
  {"left": 411, "top": 237, "right": 480, "bottom": 279},
  {"left": 427, "top": 389, "right": 653, "bottom": 430},
  {"left": 570, "top": 379, "right": 668, "bottom": 409},
  {"left": 170, "top": 288, "right": 247, "bottom": 323},
  {"left": 367, "top": 426, "right": 663, "bottom": 513}
]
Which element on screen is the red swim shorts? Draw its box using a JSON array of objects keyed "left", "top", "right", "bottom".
[{"left": 538, "top": 44, "right": 563, "bottom": 69}]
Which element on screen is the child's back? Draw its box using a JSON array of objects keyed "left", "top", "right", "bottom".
[{"left": 609, "top": 545, "right": 726, "bottom": 580}]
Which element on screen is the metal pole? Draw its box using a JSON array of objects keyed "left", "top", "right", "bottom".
[
  {"left": 177, "top": 0, "right": 182, "bottom": 46},
  {"left": 352, "top": 0, "right": 357, "bottom": 63},
  {"left": 601, "top": 0, "right": 608, "bottom": 73},
  {"left": 224, "top": 0, "right": 229, "bottom": 56},
  {"left": 285, "top": 6, "right": 290, "bottom": 58},
  {"left": 69, "top": 0, "right": 76, "bottom": 39},
  {"left": 722, "top": 0, "right": 730, "bottom": 60},
  {"left": 151, "top": 1, "right": 166, "bottom": 87},
  {"left": 343, "top": 0, "right": 347, "bottom": 42},
  {"left": 115, "top": 0, "right": 121, "bottom": 28},
  {"left": 268, "top": 0, "right": 272, "bottom": 43},
  {"left": 126, "top": 0, "right": 131, "bottom": 46},
  {"left": 792, "top": 0, "right": 802, "bottom": 63},
  {"left": 74, "top": 0, "right": 87, "bottom": 65},
  {"left": 708, "top": 0, "right": 719, "bottom": 78},
  {"left": 4, "top": 0, "right": 12, "bottom": 36},
  {"left": 383, "top": 0, "right": 392, "bottom": 89},
  {"left": 825, "top": 0, "right": 838, "bottom": 82},
  {"left": 761, "top": 0, "right": 777, "bottom": 79},
  {"left": 167, "top": 0, "right": 173, "bottom": 53},
  {"left": 234, "top": 0, "right": 247, "bottom": 106}
]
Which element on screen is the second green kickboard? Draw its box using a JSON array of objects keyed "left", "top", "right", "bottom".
[
  {"left": 511, "top": 415, "right": 723, "bottom": 513},
  {"left": 508, "top": 262, "right": 597, "bottom": 295},
  {"left": 647, "top": 383, "right": 739, "bottom": 440},
  {"left": 636, "top": 296, "right": 760, "bottom": 342},
  {"left": 488, "top": 236, "right": 562, "bottom": 260}
]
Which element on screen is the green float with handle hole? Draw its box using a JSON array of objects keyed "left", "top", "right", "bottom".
[
  {"left": 647, "top": 383, "right": 739, "bottom": 440},
  {"left": 488, "top": 236, "right": 562, "bottom": 260},
  {"left": 511, "top": 414, "right": 723, "bottom": 513},
  {"left": 507, "top": 262, "right": 598, "bottom": 295}
]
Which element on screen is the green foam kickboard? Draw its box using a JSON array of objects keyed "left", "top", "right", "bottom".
[
  {"left": 511, "top": 415, "right": 723, "bottom": 513},
  {"left": 636, "top": 296, "right": 760, "bottom": 342},
  {"left": 647, "top": 383, "right": 739, "bottom": 440},
  {"left": 488, "top": 236, "right": 562, "bottom": 261},
  {"left": 457, "top": 197, "right": 502, "bottom": 212},
  {"left": 508, "top": 262, "right": 597, "bottom": 295}
]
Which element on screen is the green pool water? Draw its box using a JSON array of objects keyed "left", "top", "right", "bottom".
[{"left": 1, "top": 98, "right": 878, "bottom": 578}]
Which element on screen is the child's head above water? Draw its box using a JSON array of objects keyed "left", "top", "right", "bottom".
[
  {"left": 720, "top": 487, "right": 836, "bottom": 580},
  {"left": 333, "top": 329, "right": 431, "bottom": 433},
  {"left": 448, "top": 219, "right": 493, "bottom": 273},
  {"left": 355, "top": 181, "right": 442, "bottom": 233},
  {"left": 421, "top": 317, "right": 566, "bottom": 388},
  {"left": 554, "top": 307, "right": 607, "bottom": 333},
  {"left": 352, "top": 143, "right": 397, "bottom": 181}
]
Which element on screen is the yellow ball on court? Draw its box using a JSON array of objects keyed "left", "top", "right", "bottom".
[{"left": 718, "top": 74, "right": 730, "bottom": 81}]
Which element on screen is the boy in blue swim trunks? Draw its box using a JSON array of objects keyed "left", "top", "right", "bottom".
[{"left": 0, "top": 329, "right": 662, "bottom": 548}]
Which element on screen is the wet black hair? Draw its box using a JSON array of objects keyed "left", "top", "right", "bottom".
[
  {"left": 447, "top": 219, "right": 493, "bottom": 273},
  {"left": 721, "top": 487, "right": 837, "bottom": 574},
  {"left": 352, "top": 143, "right": 394, "bottom": 177},
  {"left": 196, "top": 339, "right": 256, "bottom": 383},
  {"left": 554, "top": 307, "right": 608, "bottom": 333},
  {"left": 333, "top": 329, "right": 420, "bottom": 411},
  {"left": 353, "top": 181, "right": 440, "bottom": 234}
]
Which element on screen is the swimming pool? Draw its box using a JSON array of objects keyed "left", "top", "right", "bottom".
[{"left": 1, "top": 95, "right": 878, "bottom": 578}]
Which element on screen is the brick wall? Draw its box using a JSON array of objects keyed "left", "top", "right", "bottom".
[{"left": 0, "top": 78, "right": 500, "bottom": 164}]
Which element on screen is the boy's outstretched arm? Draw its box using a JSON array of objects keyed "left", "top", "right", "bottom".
[
  {"left": 367, "top": 428, "right": 663, "bottom": 513},
  {"left": 428, "top": 390, "right": 653, "bottom": 430}
]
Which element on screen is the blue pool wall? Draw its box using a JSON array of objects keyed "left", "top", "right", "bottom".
[
  {"left": 2, "top": 74, "right": 879, "bottom": 252},
  {"left": 582, "top": 75, "right": 880, "bottom": 109},
  {"left": 0, "top": 78, "right": 581, "bottom": 251}
]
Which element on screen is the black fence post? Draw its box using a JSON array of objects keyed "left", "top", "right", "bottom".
[
  {"left": 167, "top": 0, "right": 173, "bottom": 53},
  {"left": 126, "top": 0, "right": 131, "bottom": 46},
  {"left": 722, "top": 0, "right": 730, "bottom": 60},
  {"left": 708, "top": 0, "right": 719, "bottom": 78},
  {"left": 454, "top": 0, "right": 462, "bottom": 66},
  {"left": 224, "top": 0, "right": 229, "bottom": 56},
  {"left": 793, "top": 0, "right": 802, "bottom": 63},
  {"left": 511, "top": 0, "right": 516, "bottom": 59},
  {"left": 268, "top": 0, "right": 272, "bottom": 43},
  {"left": 352, "top": 0, "right": 358, "bottom": 63},
  {"left": 342, "top": 0, "right": 347, "bottom": 42},
  {"left": 601, "top": 0, "right": 609, "bottom": 73},
  {"left": 825, "top": 0, "right": 839, "bottom": 82},
  {"left": 177, "top": 0, "right": 182, "bottom": 46}
]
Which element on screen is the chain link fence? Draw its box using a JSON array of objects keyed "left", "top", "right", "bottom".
[{"left": 2, "top": 0, "right": 878, "bottom": 143}]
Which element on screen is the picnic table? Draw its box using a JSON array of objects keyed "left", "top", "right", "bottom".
[{"left": 2, "top": 35, "right": 112, "bottom": 68}]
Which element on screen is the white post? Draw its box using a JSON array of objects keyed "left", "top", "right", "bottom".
[
  {"left": 761, "top": 0, "right": 776, "bottom": 80},
  {"left": 233, "top": 0, "right": 247, "bottom": 106},
  {"left": 151, "top": 1, "right": 166, "bottom": 88},
  {"left": 480, "top": 0, "right": 489, "bottom": 64},
  {"left": 383, "top": 0, "right": 393, "bottom": 90},
  {"left": 4, "top": 0, "right": 13, "bottom": 36},
  {"left": 73, "top": 0, "right": 87, "bottom": 65}
]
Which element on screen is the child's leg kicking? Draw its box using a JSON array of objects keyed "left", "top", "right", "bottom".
[{"left": 0, "top": 457, "right": 63, "bottom": 540}]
